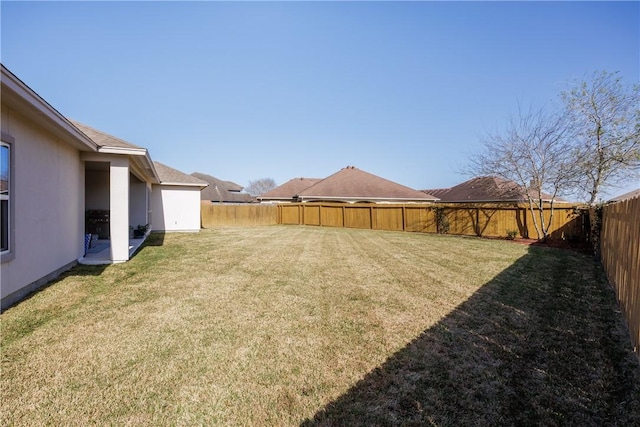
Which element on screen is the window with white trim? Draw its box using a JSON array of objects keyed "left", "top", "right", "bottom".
[{"left": 1, "top": 141, "right": 9, "bottom": 253}]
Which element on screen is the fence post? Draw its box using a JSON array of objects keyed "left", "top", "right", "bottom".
[
  {"left": 402, "top": 205, "right": 406, "bottom": 231},
  {"left": 370, "top": 206, "right": 374, "bottom": 230}
]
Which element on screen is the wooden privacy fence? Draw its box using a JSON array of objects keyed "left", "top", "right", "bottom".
[
  {"left": 278, "top": 202, "right": 585, "bottom": 240},
  {"left": 201, "top": 202, "right": 278, "bottom": 227},
  {"left": 600, "top": 196, "right": 640, "bottom": 358}
]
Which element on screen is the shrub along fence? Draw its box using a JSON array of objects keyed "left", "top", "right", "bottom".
[
  {"left": 200, "top": 202, "right": 278, "bottom": 227},
  {"left": 277, "top": 202, "right": 585, "bottom": 240},
  {"left": 600, "top": 196, "right": 640, "bottom": 358}
]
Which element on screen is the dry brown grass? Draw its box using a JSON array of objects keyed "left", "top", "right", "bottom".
[{"left": 1, "top": 226, "right": 638, "bottom": 426}]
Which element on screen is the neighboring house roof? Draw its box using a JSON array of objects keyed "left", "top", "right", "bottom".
[
  {"left": 297, "top": 166, "right": 439, "bottom": 203},
  {"left": 192, "top": 172, "right": 243, "bottom": 192},
  {"left": 192, "top": 172, "right": 254, "bottom": 203},
  {"left": 421, "top": 188, "right": 451, "bottom": 200},
  {"left": 609, "top": 188, "right": 640, "bottom": 202},
  {"left": 154, "top": 162, "right": 208, "bottom": 187},
  {"left": 258, "top": 177, "right": 322, "bottom": 201},
  {"left": 423, "top": 176, "right": 568, "bottom": 203}
]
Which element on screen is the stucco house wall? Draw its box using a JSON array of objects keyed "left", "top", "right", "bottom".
[
  {"left": 151, "top": 184, "right": 202, "bottom": 232},
  {"left": 1, "top": 64, "right": 205, "bottom": 309},
  {"left": 130, "top": 174, "right": 148, "bottom": 230},
  {"left": 1, "top": 106, "right": 85, "bottom": 307}
]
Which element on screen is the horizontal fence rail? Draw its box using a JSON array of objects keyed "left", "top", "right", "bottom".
[
  {"left": 600, "top": 196, "right": 640, "bottom": 358},
  {"left": 278, "top": 202, "right": 585, "bottom": 240}
]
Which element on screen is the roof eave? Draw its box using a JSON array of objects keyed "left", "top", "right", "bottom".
[
  {"left": 259, "top": 196, "right": 295, "bottom": 200},
  {"left": 108, "top": 147, "right": 160, "bottom": 184},
  {"left": 159, "top": 181, "right": 209, "bottom": 188},
  {"left": 98, "top": 146, "right": 149, "bottom": 156},
  {"left": 1, "top": 64, "right": 98, "bottom": 152},
  {"left": 298, "top": 196, "right": 438, "bottom": 203},
  {"left": 435, "top": 198, "right": 570, "bottom": 203}
]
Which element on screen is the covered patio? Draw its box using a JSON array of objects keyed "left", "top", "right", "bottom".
[
  {"left": 79, "top": 234, "right": 150, "bottom": 265},
  {"left": 77, "top": 121, "right": 159, "bottom": 265}
]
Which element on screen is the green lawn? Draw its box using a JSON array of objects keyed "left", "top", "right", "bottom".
[{"left": 2, "top": 226, "right": 639, "bottom": 426}]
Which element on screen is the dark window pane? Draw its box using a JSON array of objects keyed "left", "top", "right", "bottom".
[{"left": 1, "top": 199, "right": 8, "bottom": 252}]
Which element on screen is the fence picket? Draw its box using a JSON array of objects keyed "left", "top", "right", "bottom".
[{"left": 601, "top": 196, "right": 640, "bottom": 359}]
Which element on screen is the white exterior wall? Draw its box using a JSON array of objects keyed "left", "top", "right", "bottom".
[
  {"left": 110, "top": 158, "right": 130, "bottom": 262},
  {"left": 1, "top": 106, "right": 84, "bottom": 304},
  {"left": 151, "top": 184, "right": 201, "bottom": 232},
  {"left": 129, "top": 174, "right": 148, "bottom": 229}
]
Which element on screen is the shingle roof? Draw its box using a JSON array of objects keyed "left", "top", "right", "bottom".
[
  {"left": 192, "top": 172, "right": 254, "bottom": 203},
  {"left": 258, "top": 177, "right": 322, "bottom": 200},
  {"left": 297, "top": 166, "right": 438, "bottom": 202},
  {"left": 609, "top": 188, "right": 640, "bottom": 202},
  {"left": 423, "top": 176, "right": 567, "bottom": 203},
  {"left": 192, "top": 172, "right": 243, "bottom": 192},
  {"left": 421, "top": 188, "right": 451, "bottom": 199},
  {"left": 69, "top": 120, "right": 159, "bottom": 183},
  {"left": 154, "top": 162, "right": 208, "bottom": 187},
  {"left": 70, "top": 120, "right": 144, "bottom": 150}
]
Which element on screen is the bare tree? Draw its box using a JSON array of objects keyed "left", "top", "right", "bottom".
[
  {"left": 561, "top": 71, "right": 640, "bottom": 205},
  {"left": 245, "top": 178, "right": 277, "bottom": 197},
  {"left": 469, "top": 104, "right": 575, "bottom": 240}
]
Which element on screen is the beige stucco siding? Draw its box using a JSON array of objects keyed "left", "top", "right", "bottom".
[
  {"left": 150, "top": 185, "right": 201, "bottom": 232},
  {"left": 109, "top": 158, "right": 130, "bottom": 262},
  {"left": 1, "top": 107, "right": 84, "bottom": 303},
  {"left": 129, "top": 174, "right": 148, "bottom": 230}
]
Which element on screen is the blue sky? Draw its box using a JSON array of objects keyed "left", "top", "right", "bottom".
[{"left": 2, "top": 1, "right": 638, "bottom": 199}]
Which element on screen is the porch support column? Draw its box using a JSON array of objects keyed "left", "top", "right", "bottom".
[{"left": 110, "top": 158, "right": 130, "bottom": 263}]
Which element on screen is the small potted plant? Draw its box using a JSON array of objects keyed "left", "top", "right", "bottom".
[{"left": 133, "top": 224, "right": 148, "bottom": 238}]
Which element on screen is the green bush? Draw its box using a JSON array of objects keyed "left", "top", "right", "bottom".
[{"left": 434, "top": 208, "right": 450, "bottom": 234}]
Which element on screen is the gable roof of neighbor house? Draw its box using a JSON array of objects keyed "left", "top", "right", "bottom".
[
  {"left": 154, "top": 162, "right": 208, "bottom": 187},
  {"left": 297, "top": 166, "right": 439, "bottom": 203},
  {"left": 258, "top": 177, "right": 323, "bottom": 201},
  {"left": 609, "top": 188, "right": 640, "bottom": 202},
  {"left": 191, "top": 172, "right": 254, "bottom": 203},
  {"left": 192, "top": 172, "right": 243, "bottom": 192},
  {"left": 422, "top": 176, "right": 568, "bottom": 203}
]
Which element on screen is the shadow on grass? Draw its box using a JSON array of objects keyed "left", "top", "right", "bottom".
[
  {"left": 302, "top": 246, "right": 640, "bottom": 426},
  {"left": 7, "top": 233, "right": 167, "bottom": 313},
  {"left": 0, "top": 263, "right": 108, "bottom": 314},
  {"left": 144, "top": 231, "right": 166, "bottom": 247}
]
